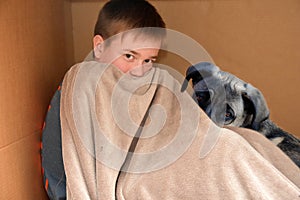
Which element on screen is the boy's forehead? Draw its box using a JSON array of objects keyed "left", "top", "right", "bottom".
[{"left": 109, "top": 32, "right": 162, "bottom": 50}]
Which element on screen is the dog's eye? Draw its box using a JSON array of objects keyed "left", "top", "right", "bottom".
[
  {"left": 224, "top": 105, "right": 236, "bottom": 125},
  {"left": 195, "top": 91, "right": 210, "bottom": 107}
]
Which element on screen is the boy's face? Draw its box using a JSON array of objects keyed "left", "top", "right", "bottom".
[{"left": 96, "top": 32, "right": 161, "bottom": 77}]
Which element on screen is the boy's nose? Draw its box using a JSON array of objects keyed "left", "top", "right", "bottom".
[{"left": 129, "top": 64, "right": 152, "bottom": 77}]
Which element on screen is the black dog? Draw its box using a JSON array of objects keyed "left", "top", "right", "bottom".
[{"left": 182, "top": 62, "right": 300, "bottom": 168}]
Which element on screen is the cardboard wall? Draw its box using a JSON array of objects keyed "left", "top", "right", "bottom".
[
  {"left": 0, "top": 0, "right": 73, "bottom": 198},
  {"left": 0, "top": 0, "right": 299, "bottom": 198},
  {"left": 71, "top": 0, "right": 300, "bottom": 137}
]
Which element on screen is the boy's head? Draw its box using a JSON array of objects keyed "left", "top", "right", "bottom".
[
  {"left": 94, "top": 0, "right": 165, "bottom": 39},
  {"left": 93, "top": 0, "right": 166, "bottom": 76}
]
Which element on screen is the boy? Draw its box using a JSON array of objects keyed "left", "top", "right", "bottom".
[{"left": 41, "top": 1, "right": 165, "bottom": 199}]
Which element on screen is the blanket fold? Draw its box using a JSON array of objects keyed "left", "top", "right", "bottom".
[{"left": 61, "top": 61, "right": 300, "bottom": 200}]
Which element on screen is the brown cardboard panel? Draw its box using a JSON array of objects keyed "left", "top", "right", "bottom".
[
  {"left": 0, "top": 132, "right": 48, "bottom": 199},
  {"left": 0, "top": 0, "right": 73, "bottom": 148},
  {"left": 64, "top": 0, "right": 76, "bottom": 67}
]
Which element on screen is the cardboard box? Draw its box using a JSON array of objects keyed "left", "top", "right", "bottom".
[{"left": 0, "top": 0, "right": 299, "bottom": 198}]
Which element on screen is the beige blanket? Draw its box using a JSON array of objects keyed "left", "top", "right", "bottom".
[{"left": 61, "top": 61, "right": 300, "bottom": 199}]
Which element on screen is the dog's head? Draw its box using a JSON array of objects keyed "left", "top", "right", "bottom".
[{"left": 182, "top": 62, "right": 270, "bottom": 130}]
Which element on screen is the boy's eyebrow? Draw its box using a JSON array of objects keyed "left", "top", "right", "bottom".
[{"left": 122, "top": 49, "right": 158, "bottom": 59}]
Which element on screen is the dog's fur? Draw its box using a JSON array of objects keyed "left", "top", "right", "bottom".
[{"left": 182, "top": 62, "right": 300, "bottom": 168}]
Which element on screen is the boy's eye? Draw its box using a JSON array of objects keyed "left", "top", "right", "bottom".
[
  {"left": 144, "top": 59, "right": 156, "bottom": 64},
  {"left": 124, "top": 53, "right": 135, "bottom": 61}
]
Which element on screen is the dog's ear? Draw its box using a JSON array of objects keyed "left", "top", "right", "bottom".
[
  {"left": 242, "top": 83, "right": 270, "bottom": 130},
  {"left": 181, "top": 62, "right": 219, "bottom": 92}
]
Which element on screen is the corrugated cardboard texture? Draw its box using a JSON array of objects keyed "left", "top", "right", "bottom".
[
  {"left": 0, "top": 133, "right": 46, "bottom": 199},
  {"left": 71, "top": 0, "right": 300, "bottom": 137},
  {"left": 0, "top": 0, "right": 73, "bottom": 198}
]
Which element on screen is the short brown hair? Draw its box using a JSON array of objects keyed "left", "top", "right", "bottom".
[{"left": 94, "top": 0, "right": 166, "bottom": 39}]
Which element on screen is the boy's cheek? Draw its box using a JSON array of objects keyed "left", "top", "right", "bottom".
[{"left": 112, "top": 59, "right": 130, "bottom": 73}]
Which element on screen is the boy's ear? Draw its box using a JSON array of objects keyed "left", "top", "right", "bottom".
[
  {"left": 93, "top": 35, "right": 104, "bottom": 48},
  {"left": 93, "top": 35, "right": 104, "bottom": 58}
]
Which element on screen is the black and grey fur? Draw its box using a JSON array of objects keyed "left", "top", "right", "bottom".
[{"left": 182, "top": 62, "right": 300, "bottom": 167}]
